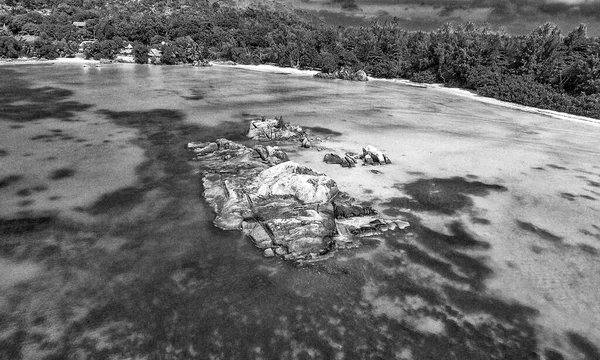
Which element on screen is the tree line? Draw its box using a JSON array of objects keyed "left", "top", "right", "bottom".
[{"left": 1, "top": 0, "right": 599, "bottom": 118}]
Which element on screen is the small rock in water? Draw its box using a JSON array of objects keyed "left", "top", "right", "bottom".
[
  {"left": 324, "top": 153, "right": 344, "bottom": 164},
  {"left": 345, "top": 155, "right": 357, "bottom": 167},
  {"left": 254, "top": 145, "right": 269, "bottom": 161},
  {"left": 301, "top": 137, "right": 311, "bottom": 148},
  {"left": 263, "top": 248, "right": 275, "bottom": 257},
  {"left": 362, "top": 145, "right": 390, "bottom": 165}
]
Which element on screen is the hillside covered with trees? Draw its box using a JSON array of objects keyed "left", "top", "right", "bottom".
[{"left": 1, "top": 0, "right": 599, "bottom": 118}]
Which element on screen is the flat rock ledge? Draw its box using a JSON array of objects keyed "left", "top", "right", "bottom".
[{"left": 187, "top": 138, "right": 408, "bottom": 261}]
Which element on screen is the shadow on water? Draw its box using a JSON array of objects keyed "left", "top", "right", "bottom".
[{"left": 0, "top": 68, "right": 91, "bottom": 122}]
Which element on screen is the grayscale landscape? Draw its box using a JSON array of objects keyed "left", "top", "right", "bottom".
[{"left": 2, "top": 0, "right": 600, "bottom": 358}]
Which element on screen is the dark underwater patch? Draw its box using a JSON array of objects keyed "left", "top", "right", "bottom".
[
  {"left": 182, "top": 88, "right": 206, "bottom": 100},
  {"left": 566, "top": 332, "right": 600, "bottom": 360},
  {"left": 0, "top": 175, "right": 22, "bottom": 189},
  {"left": 0, "top": 149, "right": 8, "bottom": 157},
  {"left": 384, "top": 177, "right": 507, "bottom": 215},
  {"left": 471, "top": 217, "right": 491, "bottom": 225},
  {"left": 16, "top": 188, "right": 32, "bottom": 197},
  {"left": 547, "top": 164, "right": 568, "bottom": 170},
  {"left": 49, "top": 168, "right": 75, "bottom": 180},
  {"left": 588, "top": 180, "right": 600, "bottom": 188},
  {"left": 0, "top": 216, "right": 55, "bottom": 235},
  {"left": 443, "top": 285, "right": 539, "bottom": 324},
  {"left": 516, "top": 221, "right": 563, "bottom": 243},
  {"left": 303, "top": 126, "right": 343, "bottom": 136},
  {"left": 560, "top": 192, "right": 576, "bottom": 201},
  {"left": 392, "top": 242, "right": 467, "bottom": 284},
  {"left": 578, "top": 243, "right": 598, "bottom": 255},
  {"left": 0, "top": 69, "right": 91, "bottom": 122},
  {"left": 18, "top": 199, "right": 34, "bottom": 207},
  {"left": 386, "top": 214, "right": 493, "bottom": 290},
  {"left": 544, "top": 349, "right": 565, "bottom": 360},
  {"left": 86, "top": 187, "right": 147, "bottom": 215}
]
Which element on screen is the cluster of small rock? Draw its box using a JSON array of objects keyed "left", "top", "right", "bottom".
[
  {"left": 323, "top": 145, "right": 391, "bottom": 167},
  {"left": 314, "top": 67, "right": 369, "bottom": 82}
]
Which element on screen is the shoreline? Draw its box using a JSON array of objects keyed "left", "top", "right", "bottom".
[
  {"left": 215, "top": 62, "right": 600, "bottom": 128},
  {"left": 2, "top": 57, "right": 599, "bottom": 127}
]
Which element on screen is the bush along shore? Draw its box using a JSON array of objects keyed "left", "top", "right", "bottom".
[{"left": 1, "top": 0, "right": 599, "bottom": 118}]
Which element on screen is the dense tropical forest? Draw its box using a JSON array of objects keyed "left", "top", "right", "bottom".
[{"left": 1, "top": 0, "right": 600, "bottom": 118}]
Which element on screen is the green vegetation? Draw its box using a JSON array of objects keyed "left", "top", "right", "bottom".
[{"left": 0, "top": 0, "right": 599, "bottom": 118}]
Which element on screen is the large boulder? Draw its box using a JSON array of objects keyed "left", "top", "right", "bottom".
[
  {"left": 188, "top": 139, "right": 407, "bottom": 261},
  {"left": 253, "top": 162, "right": 338, "bottom": 204}
]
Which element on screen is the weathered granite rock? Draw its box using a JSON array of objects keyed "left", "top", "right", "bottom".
[
  {"left": 332, "top": 192, "right": 377, "bottom": 219},
  {"left": 247, "top": 116, "right": 304, "bottom": 142},
  {"left": 324, "top": 153, "right": 344, "bottom": 164},
  {"left": 314, "top": 67, "right": 369, "bottom": 82},
  {"left": 188, "top": 139, "right": 407, "bottom": 261},
  {"left": 301, "top": 136, "right": 311, "bottom": 148},
  {"left": 361, "top": 145, "right": 391, "bottom": 165},
  {"left": 263, "top": 248, "right": 275, "bottom": 257}
]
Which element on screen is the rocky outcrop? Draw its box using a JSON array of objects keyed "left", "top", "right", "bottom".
[
  {"left": 323, "top": 146, "right": 391, "bottom": 167},
  {"left": 314, "top": 67, "right": 368, "bottom": 82},
  {"left": 247, "top": 116, "right": 305, "bottom": 142},
  {"left": 188, "top": 139, "right": 408, "bottom": 261}
]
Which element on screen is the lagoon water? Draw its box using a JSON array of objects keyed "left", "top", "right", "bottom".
[{"left": 1, "top": 63, "right": 600, "bottom": 359}]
